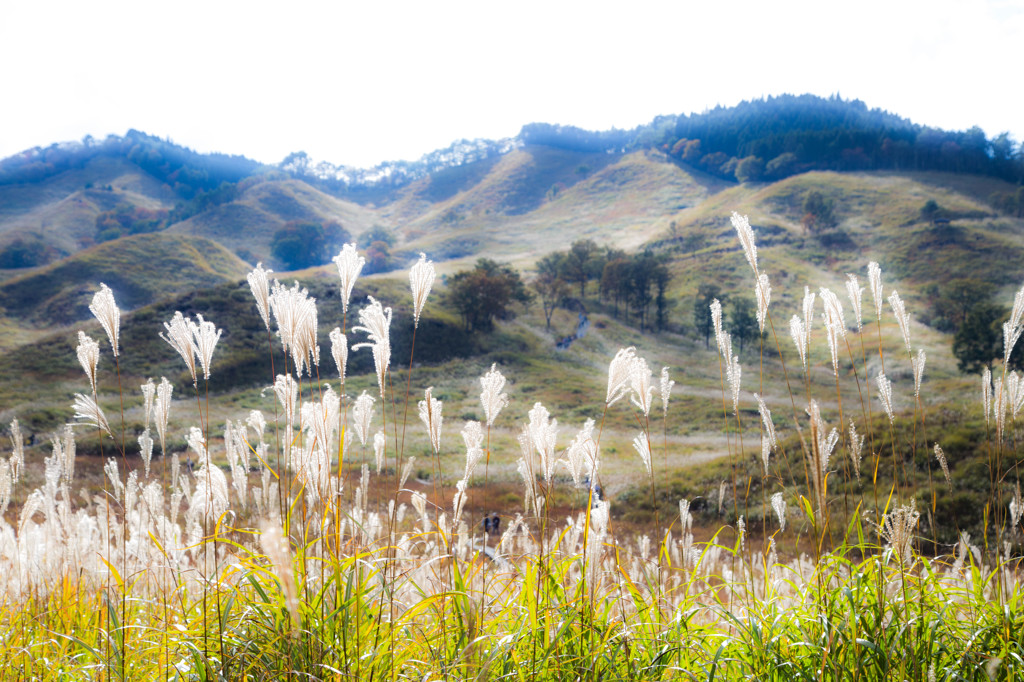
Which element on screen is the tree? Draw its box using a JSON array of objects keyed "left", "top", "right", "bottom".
[
  {"left": 448, "top": 259, "right": 532, "bottom": 332},
  {"left": 533, "top": 272, "right": 569, "bottom": 330},
  {"left": 929, "top": 279, "right": 995, "bottom": 333},
  {"left": 563, "top": 239, "right": 599, "bottom": 297},
  {"left": 802, "top": 190, "right": 836, "bottom": 232},
  {"left": 952, "top": 301, "right": 1005, "bottom": 373},
  {"left": 729, "top": 297, "right": 759, "bottom": 352},
  {"left": 271, "top": 220, "right": 351, "bottom": 270},
  {"left": 695, "top": 284, "right": 723, "bottom": 349},
  {"left": 358, "top": 225, "right": 395, "bottom": 248},
  {"left": 735, "top": 156, "right": 765, "bottom": 183}
]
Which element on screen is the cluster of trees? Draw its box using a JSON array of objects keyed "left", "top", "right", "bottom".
[
  {"left": 928, "top": 279, "right": 1024, "bottom": 373},
  {"left": 270, "top": 220, "right": 351, "bottom": 270},
  {"left": 357, "top": 226, "right": 398, "bottom": 274},
  {"left": 95, "top": 203, "right": 168, "bottom": 242},
  {"left": 448, "top": 259, "right": 532, "bottom": 332},
  {"left": 693, "top": 284, "right": 762, "bottom": 353},
  {"left": 0, "top": 234, "right": 55, "bottom": 269},
  {"left": 531, "top": 239, "right": 671, "bottom": 332}
]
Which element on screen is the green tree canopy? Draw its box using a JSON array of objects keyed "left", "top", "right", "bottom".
[
  {"left": 448, "top": 259, "right": 532, "bottom": 332},
  {"left": 271, "top": 220, "right": 350, "bottom": 270}
]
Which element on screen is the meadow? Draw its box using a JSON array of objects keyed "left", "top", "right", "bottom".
[{"left": 1, "top": 215, "right": 1023, "bottom": 681}]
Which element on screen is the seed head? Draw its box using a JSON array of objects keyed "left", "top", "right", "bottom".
[
  {"left": 155, "top": 377, "right": 172, "bottom": 456},
  {"left": 730, "top": 211, "right": 758, "bottom": 276},
  {"left": 888, "top": 291, "right": 911, "bottom": 354},
  {"left": 247, "top": 262, "right": 273, "bottom": 330},
  {"left": 72, "top": 393, "right": 111, "bottom": 437},
  {"left": 409, "top": 252, "right": 436, "bottom": 328},
  {"left": 845, "top": 273, "right": 864, "bottom": 332},
  {"left": 461, "top": 420, "right": 484, "bottom": 481},
  {"left": 628, "top": 355, "right": 654, "bottom": 416},
  {"left": 333, "top": 243, "right": 365, "bottom": 315},
  {"left": 480, "top": 363, "right": 510, "bottom": 427},
  {"left": 419, "top": 387, "right": 443, "bottom": 454},
  {"left": 912, "top": 349, "right": 926, "bottom": 398},
  {"left": 867, "top": 262, "right": 883, "bottom": 320},
  {"left": 329, "top": 328, "right": 347, "bottom": 381},
  {"left": 756, "top": 273, "right": 771, "bottom": 332},
  {"left": 352, "top": 391, "right": 375, "bottom": 446},
  {"left": 161, "top": 311, "right": 199, "bottom": 386},
  {"left": 754, "top": 393, "right": 776, "bottom": 472},
  {"left": 190, "top": 314, "right": 222, "bottom": 382},
  {"left": 76, "top": 331, "right": 101, "bottom": 394},
  {"left": 771, "top": 492, "right": 787, "bottom": 532},
  {"left": 849, "top": 423, "right": 864, "bottom": 480},
  {"left": 352, "top": 296, "right": 393, "bottom": 398},
  {"left": 632, "top": 432, "right": 652, "bottom": 477},
  {"left": 790, "top": 315, "right": 808, "bottom": 370},
  {"left": 877, "top": 372, "right": 895, "bottom": 424},
  {"left": 373, "top": 430, "right": 386, "bottom": 474},
  {"left": 659, "top": 367, "right": 674, "bottom": 417},
  {"left": 880, "top": 503, "right": 920, "bottom": 566},
  {"left": 606, "top": 347, "right": 636, "bottom": 407},
  {"left": 89, "top": 283, "right": 120, "bottom": 357},
  {"left": 933, "top": 443, "right": 951, "bottom": 490}
]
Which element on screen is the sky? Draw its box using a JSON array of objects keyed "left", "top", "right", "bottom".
[{"left": 2, "top": 0, "right": 1023, "bottom": 169}]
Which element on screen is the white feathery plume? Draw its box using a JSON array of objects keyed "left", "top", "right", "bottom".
[
  {"left": 711, "top": 299, "right": 727, "bottom": 356},
  {"left": 995, "top": 379, "right": 1007, "bottom": 442},
  {"left": 419, "top": 387, "right": 443, "bottom": 454},
  {"left": 633, "top": 432, "right": 653, "bottom": 477},
  {"left": 190, "top": 314, "right": 222, "bottom": 382},
  {"left": 104, "top": 458, "right": 123, "bottom": 503},
  {"left": 187, "top": 426, "right": 210, "bottom": 470},
  {"left": 877, "top": 372, "right": 895, "bottom": 424},
  {"left": 259, "top": 521, "right": 299, "bottom": 626},
  {"left": 629, "top": 355, "right": 654, "bottom": 416},
  {"left": 880, "top": 503, "right": 919, "bottom": 566},
  {"left": 679, "top": 498, "right": 692, "bottom": 533},
  {"left": 771, "top": 492, "right": 787, "bottom": 532},
  {"left": 139, "top": 429, "right": 154, "bottom": 478},
  {"left": 89, "top": 283, "right": 120, "bottom": 357},
  {"left": 333, "top": 243, "right": 365, "bottom": 315},
  {"left": 460, "top": 421, "right": 484, "bottom": 481},
  {"left": 606, "top": 347, "right": 636, "bottom": 407},
  {"left": 452, "top": 479, "right": 469, "bottom": 529},
  {"left": 983, "top": 367, "right": 993, "bottom": 427},
  {"left": 155, "top": 377, "right": 172, "bottom": 456},
  {"left": 868, "top": 262, "right": 883, "bottom": 320},
  {"left": 849, "top": 422, "right": 864, "bottom": 480},
  {"left": 76, "top": 331, "right": 101, "bottom": 394},
  {"left": 754, "top": 393, "right": 776, "bottom": 472},
  {"left": 247, "top": 262, "right": 273, "bottom": 330},
  {"left": 912, "top": 349, "right": 926, "bottom": 399},
  {"left": 1004, "top": 320, "right": 1023, "bottom": 368},
  {"left": 802, "top": 286, "right": 816, "bottom": 349},
  {"left": 755, "top": 273, "right": 771, "bottom": 332},
  {"left": 72, "top": 393, "right": 111, "bottom": 436},
  {"left": 294, "top": 294, "right": 319, "bottom": 375},
  {"left": 0, "top": 460, "right": 11, "bottom": 517},
  {"left": 527, "top": 402, "right": 558, "bottom": 485},
  {"left": 60, "top": 423, "right": 75, "bottom": 485},
  {"left": 659, "top": 367, "right": 674, "bottom": 417},
  {"left": 141, "top": 378, "right": 155, "bottom": 432},
  {"left": 400, "top": 456, "right": 416, "bottom": 489},
  {"left": 845, "top": 273, "right": 864, "bottom": 332},
  {"left": 1010, "top": 484, "right": 1022, "bottom": 529},
  {"left": 934, "top": 443, "right": 951, "bottom": 490},
  {"left": 726, "top": 355, "right": 742, "bottom": 414},
  {"left": 161, "top": 311, "right": 198, "bottom": 386},
  {"left": 821, "top": 311, "right": 841, "bottom": 378},
  {"left": 1008, "top": 372, "right": 1024, "bottom": 422},
  {"left": 352, "top": 296, "right": 393, "bottom": 398},
  {"left": 410, "top": 491, "right": 428, "bottom": 528},
  {"left": 820, "top": 287, "right": 846, "bottom": 340},
  {"left": 352, "top": 391, "right": 375, "bottom": 446},
  {"left": 8, "top": 419, "right": 23, "bottom": 483},
  {"left": 373, "top": 430, "right": 386, "bottom": 474},
  {"left": 329, "top": 328, "right": 348, "bottom": 381},
  {"left": 790, "top": 315, "right": 808, "bottom": 371},
  {"left": 562, "top": 419, "right": 596, "bottom": 488},
  {"left": 888, "top": 290, "right": 912, "bottom": 354},
  {"left": 480, "top": 363, "right": 510, "bottom": 427},
  {"left": 409, "top": 252, "right": 436, "bottom": 328},
  {"left": 730, "top": 211, "right": 758, "bottom": 276},
  {"left": 274, "top": 374, "right": 300, "bottom": 430}
]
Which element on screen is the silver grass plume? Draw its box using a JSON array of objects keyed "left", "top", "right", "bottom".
[
  {"left": 934, "top": 443, "right": 951, "bottom": 490},
  {"left": 259, "top": 521, "right": 299, "bottom": 627},
  {"left": 802, "top": 286, "right": 816, "bottom": 353},
  {"left": 632, "top": 432, "right": 653, "bottom": 477},
  {"left": 410, "top": 490, "right": 428, "bottom": 529},
  {"left": 352, "top": 296, "right": 392, "bottom": 398},
  {"left": 1008, "top": 371, "right": 1024, "bottom": 422},
  {"left": 373, "top": 430, "right": 386, "bottom": 474},
  {"left": 889, "top": 290, "right": 912, "bottom": 354},
  {"left": 141, "top": 378, "right": 155, "bottom": 432},
  {"left": 756, "top": 273, "right": 771, "bottom": 332},
  {"left": 790, "top": 315, "right": 808, "bottom": 370},
  {"left": 718, "top": 481, "right": 727, "bottom": 514},
  {"left": 660, "top": 367, "right": 674, "bottom": 416},
  {"left": 460, "top": 421, "right": 484, "bottom": 481},
  {"left": 352, "top": 391, "right": 375, "bottom": 446},
  {"left": 845, "top": 273, "right": 865, "bottom": 332},
  {"left": 995, "top": 379, "right": 1007, "bottom": 442},
  {"left": 76, "top": 331, "right": 100, "bottom": 394},
  {"left": 269, "top": 280, "right": 318, "bottom": 376},
  {"left": 912, "top": 349, "right": 926, "bottom": 398},
  {"left": 89, "top": 283, "right": 120, "bottom": 357},
  {"left": 190, "top": 314, "right": 222, "bottom": 382},
  {"left": 329, "top": 328, "right": 347, "bottom": 381},
  {"left": 419, "top": 387, "right": 443, "bottom": 454},
  {"left": 161, "top": 311, "right": 198, "bottom": 386},
  {"left": 606, "top": 347, "right": 636, "bottom": 407},
  {"left": 754, "top": 393, "right": 777, "bottom": 472},
  {"left": 8, "top": 419, "right": 23, "bottom": 483},
  {"left": 711, "top": 299, "right": 727, "bottom": 357},
  {"left": 880, "top": 503, "right": 920, "bottom": 566},
  {"left": 72, "top": 394, "right": 111, "bottom": 436},
  {"left": 820, "top": 287, "right": 846, "bottom": 376},
  {"left": 877, "top": 372, "right": 895, "bottom": 424},
  {"left": 409, "top": 252, "right": 436, "bottom": 328},
  {"left": 452, "top": 479, "right": 468, "bottom": 528},
  {"left": 983, "top": 367, "right": 993, "bottom": 427},
  {"left": 1005, "top": 282, "right": 1024, "bottom": 366},
  {"left": 480, "top": 363, "right": 510, "bottom": 427},
  {"left": 868, "top": 261, "right": 883, "bottom": 320},
  {"left": 562, "top": 419, "right": 596, "bottom": 488},
  {"left": 60, "top": 424, "right": 75, "bottom": 485},
  {"left": 155, "top": 377, "right": 172, "bottom": 456},
  {"left": 628, "top": 355, "right": 654, "bottom": 416},
  {"left": 726, "top": 355, "right": 742, "bottom": 415},
  {"left": 187, "top": 426, "right": 210, "bottom": 470},
  {"left": 273, "top": 375, "right": 300, "bottom": 434},
  {"left": 731, "top": 211, "right": 758, "bottom": 276},
  {"left": 247, "top": 262, "right": 273, "bottom": 330},
  {"left": 849, "top": 422, "right": 864, "bottom": 480},
  {"left": 332, "top": 243, "right": 365, "bottom": 315},
  {"left": 771, "top": 492, "right": 787, "bottom": 532},
  {"left": 400, "top": 456, "right": 416, "bottom": 489},
  {"left": 679, "top": 498, "right": 693, "bottom": 534},
  {"left": 104, "top": 458, "right": 123, "bottom": 503},
  {"left": 139, "top": 429, "right": 154, "bottom": 478},
  {"left": 0, "top": 460, "right": 10, "bottom": 517},
  {"left": 527, "top": 402, "right": 558, "bottom": 485}
]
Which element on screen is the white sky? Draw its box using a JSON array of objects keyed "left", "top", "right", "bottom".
[{"left": 1, "top": 0, "right": 1023, "bottom": 168}]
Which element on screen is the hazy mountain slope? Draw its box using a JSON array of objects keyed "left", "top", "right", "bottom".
[
  {"left": 0, "top": 156, "right": 177, "bottom": 260},
  {"left": 0, "top": 233, "right": 249, "bottom": 326},
  {"left": 165, "top": 177, "right": 379, "bottom": 264}
]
